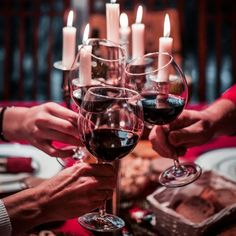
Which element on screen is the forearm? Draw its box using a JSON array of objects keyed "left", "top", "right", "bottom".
[
  {"left": 201, "top": 98, "right": 236, "bottom": 137},
  {"left": 3, "top": 107, "right": 29, "bottom": 141},
  {"left": 2, "top": 188, "right": 46, "bottom": 235}
]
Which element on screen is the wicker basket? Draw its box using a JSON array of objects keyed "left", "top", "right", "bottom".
[{"left": 147, "top": 171, "right": 236, "bottom": 236}]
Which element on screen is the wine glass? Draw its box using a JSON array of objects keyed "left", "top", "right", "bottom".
[
  {"left": 58, "top": 38, "right": 126, "bottom": 166},
  {"left": 78, "top": 86, "right": 144, "bottom": 232},
  {"left": 125, "top": 52, "right": 202, "bottom": 187},
  {"left": 70, "top": 38, "right": 126, "bottom": 105}
]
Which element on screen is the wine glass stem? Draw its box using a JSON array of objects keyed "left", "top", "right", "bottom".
[
  {"left": 173, "top": 158, "right": 186, "bottom": 176},
  {"left": 174, "top": 159, "right": 181, "bottom": 169},
  {"left": 99, "top": 200, "right": 107, "bottom": 217}
]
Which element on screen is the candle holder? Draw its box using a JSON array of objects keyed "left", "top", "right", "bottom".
[{"left": 53, "top": 61, "right": 71, "bottom": 108}]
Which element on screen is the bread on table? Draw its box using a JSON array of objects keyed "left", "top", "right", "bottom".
[
  {"left": 175, "top": 196, "right": 215, "bottom": 223},
  {"left": 175, "top": 186, "right": 236, "bottom": 224},
  {"left": 200, "top": 187, "right": 236, "bottom": 211}
]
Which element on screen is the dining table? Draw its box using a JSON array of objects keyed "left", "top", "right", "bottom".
[{"left": 1, "top": 101, "right": 236, "bottom": 236}]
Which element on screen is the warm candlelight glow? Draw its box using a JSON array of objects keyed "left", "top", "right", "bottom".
[
  {"left": 163, "top": 14, "right": 170, "bottom": 37},
  {"left": 62, "top": 10, "right": 76, "bottom": 68},
  {"left": 135, "top": 5, "right": 143, "bottom": 24},
  {"left": 111, "top": 0, "right": 116, "bottom": 3},
  {"left": 158, "top": 13, "right": 173, "bottom": 82},
  {"left": 120, "top": 13, "right": 129, "bottom": 28},
  {"left": 82, "top": 23, "right": 90, "bottom": 43},
  {"left": 67, "top": 10, "right": 74, "bottom": 27}
]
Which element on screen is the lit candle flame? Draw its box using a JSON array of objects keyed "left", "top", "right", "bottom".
[
  {"left": 67, "top": 10, "right": 74, "bottom": 27},
  {"left": 163, "top": 14, "right": 170, "bottom": 37},
  {"left": 82, "top": 23, "right": 90, "bottom": 44},
  {"left": 111, "top": 0, "right": 116, "bottom": 3},
  {"left": 120, "top": 13, "right": 129, "bottom": 28},
  {"left": 135, "top": 5, "right": 143, "bottom": 24}
]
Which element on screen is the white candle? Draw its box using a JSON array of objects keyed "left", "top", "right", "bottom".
[
  {"left": 119, "top": 12, "right": 131, "bottom": 58},
  {"left": 106, "top": 0, "right": 120, "bottom": 44},
  {"left": 159, "top": 14, "right": 173, "bottom": 54},
  {"left": 131, "top": 5, "right": 145, "bottom": 60},
  {"left": 62, "top": 10, "right": 76, "bottom": 69},
  {"left": 158, "top": 14, "right": 173, "bottom": 82},
  {"left": 79, "top": 24, "right": 92, "bottom": 86}
]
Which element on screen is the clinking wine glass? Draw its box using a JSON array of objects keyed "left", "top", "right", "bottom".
[
  {"left": 70, "top": 38, "right": 126, "bottom": 106},
  {"left": 125, "top": 52, "right": 202, "bottom": 187},
  {"left": 78, "top": 86, "right": 144, "bottom": 232},
  {"left": 58, "top": 38, "right": 126, "bottom": 166}
]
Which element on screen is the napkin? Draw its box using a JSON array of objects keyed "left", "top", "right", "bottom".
[
  {"left": 0, "top": 157, "right": 34, "bottom": 173},
  {"left": 0, "top": 181, "right": 27, "bottom": 194}
]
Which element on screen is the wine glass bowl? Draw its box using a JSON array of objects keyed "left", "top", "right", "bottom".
[
  {"left": 69, "top": 38, "right": 126, "bottom": 106},
  {"left": 78, "top": 86, "right": 143, "bottom": 232},
  {"left": 58, "top": 39, "right": 126, "bottom": 166},
  {"left": 70, "top": 38, "right": 126, "bottom": 88},
  {"left": 125, "top": 52, "right": 188, "bottom": 126},
  {"left": 125, "top": 52, "right": 201, "bottom": 188}
]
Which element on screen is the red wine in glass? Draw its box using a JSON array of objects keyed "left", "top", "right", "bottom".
[
  {"left": 84, "top": 128, "right": 139, "bottom": 162},
  {"left": 72, "top": 86, "right": 92, "bottom": 106},
  {"left": 141, "top": 91, "right": 185, "bottom": 125}
]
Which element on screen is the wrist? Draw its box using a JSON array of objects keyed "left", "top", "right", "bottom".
[
  {"left": 201, "top": 99, "right": 236, "bottom": 137},
  {"left": 199, "top": 108, "right": 218, "bottom": 139},
  {"left": 3, "top": 188, "right": 45, "bottom": 234}
]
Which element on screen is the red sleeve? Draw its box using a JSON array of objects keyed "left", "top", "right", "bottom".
[{"left": 221, "top": 84, "right": 236, "bottom": 105}]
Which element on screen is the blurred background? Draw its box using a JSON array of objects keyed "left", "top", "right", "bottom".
[{"left": 0, "top": 0, "right": 235, "bottom": 103}]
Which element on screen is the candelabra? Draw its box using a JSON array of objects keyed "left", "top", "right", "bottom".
[{"left": 53, "top": 61, "right": 71, "bottom": 108}]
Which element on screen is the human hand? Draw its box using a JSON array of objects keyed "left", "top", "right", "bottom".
[
  {"left": 37, "top": 163, "right": 117, "bottom": 221},
  {"left": 4, "top": 163, "right": 117, "bottom": 234},
  {"left": 149, "top": 109, "right": 214, "bottom": 158},
  {"left": 4, "top": 102, "right": 80, "bottom": 157}
]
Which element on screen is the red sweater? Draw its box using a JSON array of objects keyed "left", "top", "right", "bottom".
[{"left": 221, "top": 84, "right": 236, "bottom": 105}]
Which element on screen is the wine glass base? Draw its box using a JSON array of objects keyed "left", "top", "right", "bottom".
[
  {"left": 56, "top": 147, "right": 88, "bottom": 167},
  {"left": 71, "top": 147, "right": 86, "bottom": 162},
  {"left": 56, "top": 157, "right": 66, "bottom": 167},
  {"left": 78, "top": 212, "right": 125, "bottom": 232},
  {"left": 159, "top": 162, "right": 202, "bottom": 187}
]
